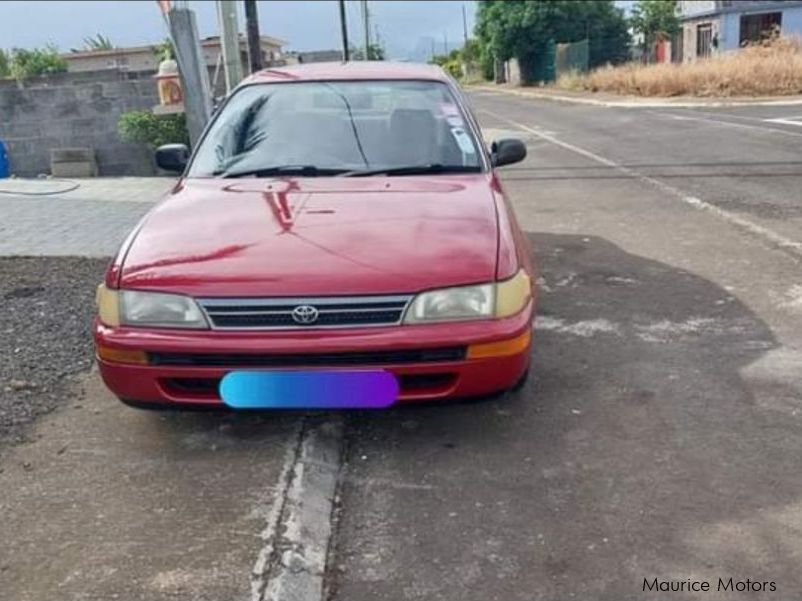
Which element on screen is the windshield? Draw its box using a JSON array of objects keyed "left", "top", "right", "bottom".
[{"left": 188, "top": 80, "right": 483, "bottom": 177}]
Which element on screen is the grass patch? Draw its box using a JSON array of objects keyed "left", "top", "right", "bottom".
[{"left": 555, "top": 37, "right": 802, "bottom": 97}]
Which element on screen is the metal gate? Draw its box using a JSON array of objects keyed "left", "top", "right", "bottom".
[
  {"left": 555, "top": 39, "right": 590, "bottom": 76},
  {"left": 519, "top": 38, "right": 592, "bottom": 84},
  {"left": 697, "top": 23, "right": 712, "bottom": 59}
]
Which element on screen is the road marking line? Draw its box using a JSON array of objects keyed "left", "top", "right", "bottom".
[
  {"left": 652, "top": 111, "right": 802, "bottom": 138},
  {"left": 667, "top": 109, "right": 771, "bottom": 123},
  {"left": 647, "top": 107, "right": 802, "bottom": 127},
  {"left": 480, "top": 108, "right": 802, "bottom": 258},
  {"left": 251, "top": 417, "right": 345, "bottom": 601},
  {"left": 472, "top": 85, "right": 802, "bottom": 108},
  {"left": 765, "top": 116, "right": 802, "bottom": 127}
]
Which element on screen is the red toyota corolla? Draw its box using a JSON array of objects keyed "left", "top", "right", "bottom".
[{"left": 94, "top": 62, "right": 536, "bottom": 409}]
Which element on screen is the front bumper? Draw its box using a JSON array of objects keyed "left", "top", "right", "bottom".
[{"left": 94, "top": 301, "right": 533, "bottom": 407}]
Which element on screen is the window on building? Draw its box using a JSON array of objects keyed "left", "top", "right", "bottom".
[
  {"left": 696, "top": 23, "right": 713, "bottom": 58},
  {"left": 739, "top": 12, "right": 782, "bottom": 46},
  {"left": 106, "top": 57, "right": 129, "bottom": 70}
]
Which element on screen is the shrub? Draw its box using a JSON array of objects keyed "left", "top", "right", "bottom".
[
  {"left": 441, "top": 58, "right": 463, "bottom": 79},
  {"left": 554, "top": 69, "right": 586, "bottom": 91},
  {"left": 118, "top": 111, "right": 189, "bottom": 148},
  {"left": 431, "top": 49, "right": 463, "bottom": 80}
]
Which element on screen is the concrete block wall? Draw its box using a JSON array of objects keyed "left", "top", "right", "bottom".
[{"left": 0, "top": 69, "right": 160, "bottom": 177}]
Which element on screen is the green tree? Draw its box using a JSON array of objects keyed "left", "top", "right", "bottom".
[
  {"left": 83, "top": 34, "right": 114, "bottom": 51},
  {"left": 0, "top": 50, "right": 9, "bottom": 78},
  {"left": 351, "top": 43, "right": 385, "bottom": 60},
  {"left": 461, "top": 38, "right": 482, "bottom": 64},
  {"left": 630, "top": 0, "right": 679, "bottom": 49},
  {"left": 475, "top": 0, "right": 630, "bottom": 80},
  {"left": 9, "top": 46, "right": 68, "bottom": 79},
  {"left": 457, "top": 39, "right": 486, "bottom": 81},
  {"left": 478, "top": 42, "right": 495, "bottom": 80},
  {"left": 152, "top": 38, "right": 175, "bottom": 63}
]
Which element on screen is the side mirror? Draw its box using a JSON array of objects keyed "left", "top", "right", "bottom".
[
  {"left": 155, "top": 143, "right": 189, "bottom": 172},
  {"left": 491, "top": 138, "right": 527, "bottom": 167}
]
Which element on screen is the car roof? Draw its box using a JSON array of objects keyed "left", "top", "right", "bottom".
[{"left": 240, "top": 61, "right": 452, "bottom": 86}]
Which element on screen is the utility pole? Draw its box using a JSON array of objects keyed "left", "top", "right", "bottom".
[
  {"left": 362, "top": 0, "right": 370, "bottom": 60},
  {"left": 339, "top": 0, "right": 350, "bottom": 61},
  {"left": 462, "top": 3, "right": 469, "bottom": 45},
  {"left": 443, "top": 31, "right": 448, "bottom": 55},
  {"left": 217, "top": 0, "right": 243, "bottom": 92},
  {"left": 168, "top": 7, "right": 212, "bottom": 146},
  {"left": 244, "top": 0, "right": 263, "bottom": 73}
]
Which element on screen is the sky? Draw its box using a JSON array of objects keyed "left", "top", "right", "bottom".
[
  {"left": 0, "top": 1, "right": 633, "bottom": 61},
  {"left": 0, "top": 0, "right": 479, "bottom": 60}
]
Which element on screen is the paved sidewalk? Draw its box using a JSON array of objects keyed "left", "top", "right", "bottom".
[
  {"left": 0, "top": 176, "right": 175, "bottom": 202},
  {"left": 0, "top": 177, "right": 174, "bottom": 257}
]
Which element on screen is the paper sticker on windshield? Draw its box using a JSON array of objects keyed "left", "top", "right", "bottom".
[
  {"left": 450, "top": 127, "right": 476, "bottom": 155},
  {"left": 439, "top": 102, "right": 465, "bottom": 126}
]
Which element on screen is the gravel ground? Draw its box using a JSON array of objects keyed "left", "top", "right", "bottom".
[{"left": 0, "top": 257, "right": 108, "bottom": 449}]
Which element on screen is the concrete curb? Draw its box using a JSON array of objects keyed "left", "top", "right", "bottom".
[
  {"left": 472, "top": 85, "right": 802, "bottom": 108},
  {"left": 254, "top": 416, "right": 345, "bottom": 601}
]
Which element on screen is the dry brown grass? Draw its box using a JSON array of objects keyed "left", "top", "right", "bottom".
[{"left": 555, "top": 37, "right": 802, "bottom": 97}]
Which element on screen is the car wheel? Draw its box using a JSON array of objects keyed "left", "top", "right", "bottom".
[{"left": 510, "top": 367, "right": 530, "bottom": 392}]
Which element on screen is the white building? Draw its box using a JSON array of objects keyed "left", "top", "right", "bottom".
[{"left": 679, "top": 0, "right": 802, "bottom": 62}]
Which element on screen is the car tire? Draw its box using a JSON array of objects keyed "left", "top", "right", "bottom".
[{"left": 510, "top": 367, "right": 530, "bottom": 392}]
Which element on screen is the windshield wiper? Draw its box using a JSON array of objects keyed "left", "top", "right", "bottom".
[
  {"left": 214, "top": 165, "right": 351, "bottom": 178},
  {"left": 342, "top": 164, "right": 481, "bottom": 177}
]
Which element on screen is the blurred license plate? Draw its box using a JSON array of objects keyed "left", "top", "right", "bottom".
[{"left": 219, "top": 370, "right": 398, "bottom": 409}]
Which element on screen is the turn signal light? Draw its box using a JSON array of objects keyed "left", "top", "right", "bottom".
[
  {"left": 467, "top": 330, "right": 532, "bottom": 359},
  {"left": 96, "top": 345, "right": 148, "bottom": 365}
]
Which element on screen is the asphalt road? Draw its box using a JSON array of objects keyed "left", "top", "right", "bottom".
[
  {"left": 329, "top": 93, "right": 802, "bottom": 601},
  {"left": 2, "top": 92, "right": 802, "bottom": 601}
]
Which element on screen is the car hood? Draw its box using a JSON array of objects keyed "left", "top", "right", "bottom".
[{"left": 120, "top": 175, "right": 500, "bottom": 297}]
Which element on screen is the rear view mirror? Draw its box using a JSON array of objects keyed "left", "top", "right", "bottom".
[
  {"left": 491, "top": 138, "right": 527, "bottom": 167},
  {"left": 155, "top": 144, "right": 190, "bottom": 173}
]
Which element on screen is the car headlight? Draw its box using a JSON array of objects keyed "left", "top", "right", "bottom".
[
  {"left": 495, "top": 268, "right": 532, "bottom": 318},
  {"left": 96, "top": 284, "right": 121, "bottom": 326},
  {"left": 403, "top": 269, "right": 531, "bottom": 324},
  {"left": 96, "top": 285, "right": 208, "bottom": 329}
]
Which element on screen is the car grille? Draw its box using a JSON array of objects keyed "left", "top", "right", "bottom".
[
  {"left": 148, "top": 346, "right": 466, "bottom": 367},
  {"left": 197, "top": 295, "right": 412, "bottom": 330},
  {"left": 161, "top": 372, "right": 459, "bottom": 398}
]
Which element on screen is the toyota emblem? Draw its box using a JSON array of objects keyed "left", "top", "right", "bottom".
[{"left": 291, "top": 304, "right": 319, "bottom": 325}]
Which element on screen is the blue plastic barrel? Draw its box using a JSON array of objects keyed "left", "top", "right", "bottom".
[{"left": 0, "top": 140, "right": 8, "bottom": 178}]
